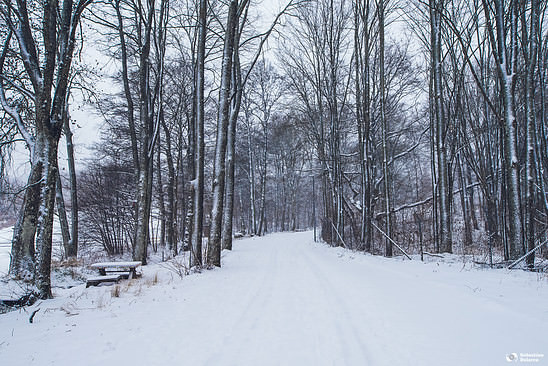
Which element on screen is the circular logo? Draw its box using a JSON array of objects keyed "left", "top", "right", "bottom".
[{"left": 506, "top": 353, "right": 518, "bottom": 362}]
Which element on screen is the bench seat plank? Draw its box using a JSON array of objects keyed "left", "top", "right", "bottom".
[
  {"left": 90, "top": 261, "right": 142, "bottom": 269},
  {"left": 86, "top": 274, "right": 122, "bottom": 288},
  {"left": 117, "top": 272, "right": 132, "bottom": 279}
]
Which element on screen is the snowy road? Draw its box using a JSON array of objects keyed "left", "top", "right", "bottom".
[{"left": 1, "top": 231, "right": 547, "bottom": 365}]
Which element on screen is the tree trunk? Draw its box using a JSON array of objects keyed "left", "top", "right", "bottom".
[
  {"left": 156, "top": 138, "right": 166, "bottom": 250},
  {"left": 247, "top": 112, "right": 257, "bottom": 235},
  {"left": 478, "top": 0, "right": 523, "bottom": 260},
  {"left": 466, "top": 167, "right": 478, "bottom": 230},
  {"left": 221, "top": 28, "right": 243, "bottom": 251},
  {"left": 63, "top": 103, "right": 78, "bottom": 258},
  {"left": 35, "top": 134, "right": 61, "bottom": 299},
  {"left": 133, "top": 152, "right": 153, "bottom": 264},
  {"left": 132, "top": 3, "right": 156, "bottom": 265},
  {"left": 9, "top": 146, "right": 42, "bottom": 279},
  {"left": 431, "top": 0, "right": 452, "bottom": 254},
  {"left": 524, "top": 0, "right": 539, "bottom": 267},
  {"left": 379, "top": 0, "right": 392, "bottom": 257},
  {"left": 161, "top": 113, "right": 177, "bottom": 255},
  {"left": 457, "top": 154, "right": 472, "bottom": 249},
  {"left": 115, "top": 0, "right": 139, "bottom": 177},
  {"left": 208, "top": 0, "right": 238, "bottom": 267},
  {"left": 55, "top": 171, "right": 71, "bottom": 259},
  {"left": 258, "top": 163, "right": 267, "bottom": 236},
  {"left": 191, "top": 0, "right": 207, "bottom": 266}
]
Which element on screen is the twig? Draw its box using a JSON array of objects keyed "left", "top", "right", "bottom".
[{"left": 1, "top": 178, "right": 45, "bottom": 196}]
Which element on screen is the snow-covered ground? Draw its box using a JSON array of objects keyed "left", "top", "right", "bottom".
[{"left": 1, "top": 231, "right": 547, "bottom": 365}]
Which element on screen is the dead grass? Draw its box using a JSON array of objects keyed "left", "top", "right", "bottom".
[
  {"left": 111, "top": 285, "right": 121, "bottom": 298},
  {"left": 159, "top": 256, "right": 189, "bottom": 279},
  {"left": 145, "top": 272, "right": 160, "bottom": 287}
]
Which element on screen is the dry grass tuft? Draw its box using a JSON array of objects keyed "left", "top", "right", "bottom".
[{"left": 111, "top": 285, "right": 121, "bottom": 298}]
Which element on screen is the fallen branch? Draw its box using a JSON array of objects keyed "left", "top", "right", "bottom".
[
  {"left": 423, "top": 251, "right": 444, "bottom": 258},
  {"left": 508, "top": 238, "right": 548, "bottom": 269},
  {"left": 371, "top": 222, "right": 412, "bottom": 260},
  {"left": 375, "top": 181, "right": 482, "bottom": 219},
  {"left": 329, "top": 221, "right": 348, "bottom": 249},
  {"left": 473, "top": 260, "right": 507, "bottom": 267}
]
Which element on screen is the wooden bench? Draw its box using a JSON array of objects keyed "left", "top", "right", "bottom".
[
  {"left": 86, "top": 274, "right": 122, "bottom": 288},
  {"left": 90, "top": 261, "right": 142, "bottom": 279},
  {"left": 86, "top": 261, "right": 142, "bottom": 288}
]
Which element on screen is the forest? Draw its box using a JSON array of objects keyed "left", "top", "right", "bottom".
[{"left": 0, "top": 0, "right": 547, "bottom": 301}]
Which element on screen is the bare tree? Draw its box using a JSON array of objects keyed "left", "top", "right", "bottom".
[{"left": 1, "top": 0, "right": 92, "bottom": 298}]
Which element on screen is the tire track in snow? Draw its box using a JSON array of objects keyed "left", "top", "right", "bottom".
[
  {"left": 205, "top": 234, "right": 373, "bottom": 366},
  {"left": 203, "top": 241, "right": 282, "bottom": 365},
  {"left": 298, "top": 242, "right": 374, "bottom": 365}
]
